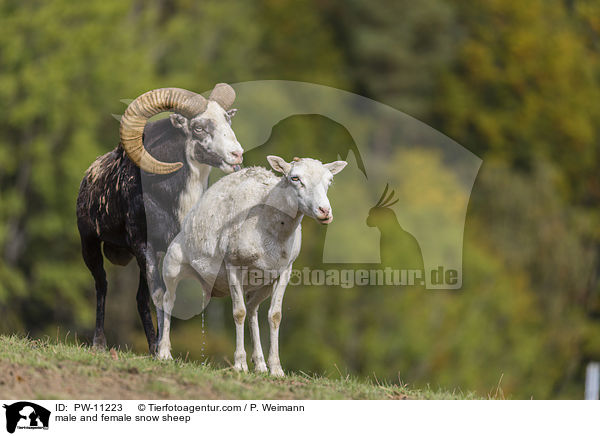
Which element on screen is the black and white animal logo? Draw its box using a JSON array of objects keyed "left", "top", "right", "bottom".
[{"left": 3, "top": 402, "right": 50, "bottom": 433}]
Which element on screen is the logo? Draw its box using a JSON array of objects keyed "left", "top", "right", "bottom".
[
  {"left": 3, "top": 402, "right": 50, "bottom": 434},
  {"left": 130, "top": 80, "right": 482, "bottom": 318}
]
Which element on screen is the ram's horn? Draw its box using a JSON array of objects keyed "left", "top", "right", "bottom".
[
  {"left": 120, "top": 88, "right": 207, "bottom": 174},
  {"left": 209, "top": 83, "right": 236, "bottom": 109}
]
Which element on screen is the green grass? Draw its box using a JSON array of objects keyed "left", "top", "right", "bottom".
[{"left": 0, "top": 335, "right": 478, "bottom": 399}]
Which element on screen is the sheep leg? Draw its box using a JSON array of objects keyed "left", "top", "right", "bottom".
[
  {"left": 155, "top": 252, "right": 166, "bottom": 343},
  {"left": 227, "top": 266, "right": 248, "bottom": 372},
  {"left": 246, "top": 286, "right": 272, "bottom": 373},
  {"left": 267, "top": 267, "right": 291, "bottom": 377},
  {"left": 157, "top": 295, "right": 173, "bottom": 361},
  {"left": 135, "top": 270, "right": 157, "bottom": 355},
  {"left": 80, "top": 235, "right": 108, "bottom": 350},
  {"left": 157, "top": 241, "right": 186, "bottom": 360},
  {"left": 156, "top": 307, "right": 164, "bottom": 343}
]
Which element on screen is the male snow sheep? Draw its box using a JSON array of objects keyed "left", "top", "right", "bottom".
[{"left": 76, "top": 84, "right": 243, "bottom": 354}]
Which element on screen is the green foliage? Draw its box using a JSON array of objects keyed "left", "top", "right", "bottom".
[
  {"left": 434, "top": 0, "right": 600, "bottom": 203},
  {"left": 0, "top": 0, "right": 157, "bottom": 333},
  {"left": 321, "top": 0, "right": 460, "bottom": 117}
]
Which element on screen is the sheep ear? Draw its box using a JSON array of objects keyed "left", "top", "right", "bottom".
[
  {"left": 324, "top": 160, "right": 347, "bottom": 175},
  {"left": 267, "top": 155, "right": 292, "bottom": 175},
  {"left": 170, "top": 113, "right": 188, "bottom": 130}
]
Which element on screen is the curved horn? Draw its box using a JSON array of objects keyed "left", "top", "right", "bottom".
[
  {"left": 120, "top": 88, "right": 208, "bottom": 174},
  {"left": 209, "top": 83, "right": 236, "bottom": 109}
]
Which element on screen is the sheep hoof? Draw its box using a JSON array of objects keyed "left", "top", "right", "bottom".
[
  {"left": 92, "top": 335, "right": 107, "bottom": 350},
  {"left": 234, "top": 361, "right": 248, "bottom": 372},
  {"left": 254, "top": 362, "right": 268, "bottom": 373},
  {"left": 269, "top": 366, "right": 285, "bottom": 378},
  {"left": 157, "top": 348, "right": 173, "bottom": 361}
]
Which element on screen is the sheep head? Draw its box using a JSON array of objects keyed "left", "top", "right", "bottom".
[
  {"left": 267, "top": 156, "right": 347, "bottom": 224},
  {"left": 120, "top": 83, "right": 242, "bottom": 175}
]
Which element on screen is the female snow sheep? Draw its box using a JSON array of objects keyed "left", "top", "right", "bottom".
[{"left": 157, "top": 156, "right": 347, "bottom": 376}]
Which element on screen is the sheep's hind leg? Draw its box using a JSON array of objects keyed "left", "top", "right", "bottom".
[
  {"left": 227, "top": 266, "right": 248, "bottom": 372},
  {"left": 136, "top": 271, "right": 157, "bottom": 355},
  {"left": 80, "top": 235, "right": 108, "bottom": 350},
  {"left": 131, "top": 240, "right": 160, "bottom": 356},
  {"left": 246, "top": 286, "right": 272, "bottom": 373}
]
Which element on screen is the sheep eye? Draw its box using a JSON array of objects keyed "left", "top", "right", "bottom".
[{"left": 290, "top": 176, "right": 300, "bottom": 182}]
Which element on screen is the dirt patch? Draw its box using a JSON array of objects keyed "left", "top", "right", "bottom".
[{"left": 0, "top": 361, "right": 217, "bottom": 400}]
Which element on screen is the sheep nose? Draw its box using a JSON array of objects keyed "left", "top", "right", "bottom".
[
  {"left": 230, "top": 151, "right": 243, "bottom": 163},
  {"left": 318, "top": 206, "right": 330, "bottom": 216}
]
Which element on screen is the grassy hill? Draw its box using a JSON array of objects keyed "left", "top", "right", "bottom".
[{"left": 0, "top": 335, "right": 478, "bottom": 400}]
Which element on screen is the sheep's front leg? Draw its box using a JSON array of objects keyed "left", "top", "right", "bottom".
[
  {"left": 246, "top": 286, "right": 272, "bottom": 373},
  {"left": 156, "top": 282, "right": 175, "bottom": 361},
  {"left": 267, "top": 266, "right": 292, "bottom": 377},
  {"left": 227, "top": 266, "right": 248, "bottom": 372}
]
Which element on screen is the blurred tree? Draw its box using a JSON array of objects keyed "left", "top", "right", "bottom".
[
  {"left": 150, "top": 0, "right": 347, "bottom": 89},
  {"left": 0, "top": 0, "right": 157, "bottom": 334},
  {"left": 433, "top": 0, "right": 600, "bottom": 205},
  {"left": 319, "top": 0, "right": 460, "bottom": 119},
  {"left": 465, "top": 160, "right": 595, "bottom": 398},
  {"left": 430, "top": 0, "right": 600, "bottom": 395}
]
